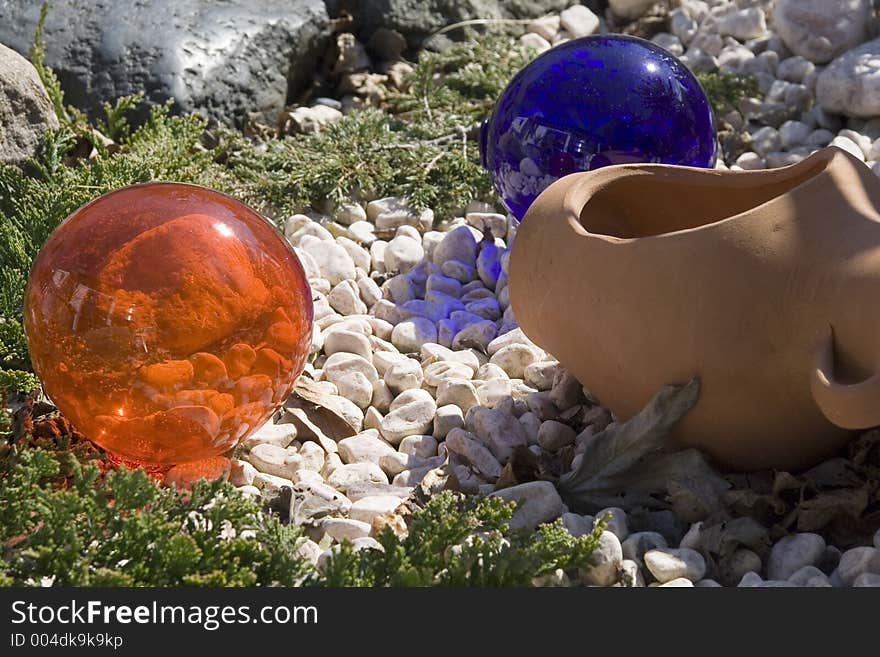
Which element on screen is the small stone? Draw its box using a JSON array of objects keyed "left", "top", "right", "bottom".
[
  {"left": 424, "top": 360, "right": 474, "bottom": 386},
  {"left": 562, "top": 513, "right": 596, "bottom": 538},
  {"left": 837, "top": 546, "right": 880, "bottom": 586},
  {"left": 298, "top": 441, "right": 325, "bottom": 472},
  {"left": 335, "top": 202, "right": 367, "bottom": 226},
  {"left": 717, "top": 7, "right": 766, "bottom": 42},
  {"left": 383, "top": 358, "right": 424, "bottom": 394},
  {"left": 336, "top": 373, "right": 373, "bottom": 411},
  {"left": 622, "top": 532, "right": 668, "bottom": 566},
  {"left": 253, "top": 471, "right": 295, "bottom": 495},
  {"left": 433, "top": 403, "right": 465, "bottom": 439},
  {"left": 445, "top": 428, "right": 503, "bottom": 479},
  {"left": 242, "top": 422, "right": 297, "bottom": 450},
  {"left": 767, "top": 533, "right": 826, "bottom": 580},
  {"left": 720, "top": 548, "right": 763, "bottom": 586},
  {"left": 436, "top": 377, "right": 481, "bottom": 411},
  {"left": 322, "top": 517, "right": 372, "bottom": 542},
  {"left": 853, "top": 573, "right": 880, "bottom": 587},
  {"left": 818, "top": 37, "right": 880, "bottom": 118},
  {"left": 379, "top": 392, "right": 437, "bottom": 444},
  {"left": 779, "top": 120, "right": 812, "bottom": 149},
  {"left": 433, "top": 225, "right": 478, "bottom": 267},
  {"left": 788, "top": 565, "right": 832, "bottom": 587},
  {"left": 338, "top": 430, "right": 396, "bottom": 465},
  {"left": 559, "top": 4, "right": 600, "bottom": 38},
  {"left": 520, "top": 32, "right": 551, "bottom": 54},
  {"left": 470, "top": 407, "right": 528, "bottom": 463},
  {"left": 322, "top": 352, "right": 379, "bottom": 385},
  {"left": 609, "top": 0, "right": 656, "bottom": 21},
  {"left": 323, "top": 327, "right": 372, "bottom": 360},
  {"left": 537, "top": 420, "right": 577, "bottom": 451},
  {"left": 247, "top": 444, "right": 302, "bottom": 479},
  {"left": 751, "top": 126, "right": 783, "bottom": 156},
  {"left": 524, "top": 360, "right": 561, "bottom": 391},
  {"left": 659, "top": 577, "right": 694, "bottom": 587},
  {"left": 527, "top": 14, "right": 560, "bottom": 41},
  {"left": 490, "top": 481, "right": 564, "bottom": 530},
  {"left": 734, "top": 151, "right": 765, "bottom": 170},
  {"left": 489, "top": 343, "right": 541, "bottom": 379},
  {"left": 391, "top": 317, "right": 438, "bottom": 352},
  {"left": 229, "top": 458, "right": 258, "bottom": 487},
  {"left": 378, "top": 452, "right": 434, "bottom": 477},
  {"left": 549, "top": 370, "right": 583, "bottom": 410},
  {"left": 451, "top": 319, "right": 497, "bottom": 351},
  {"left": 580, "top": 531, "right": 623, "bottom": 586},
  {"left": 774, "top": 0, "right": 870, "bottom": 64},
  {"left": 384, "top": 235, "right": 424, "bottom": 274},
  {"left": 644, "top": 548, "right": 706, "bottom": 583},
  {"left": 349, "top": 495, "right": 404, "bottom": 524},
  {"left": 596, "top": 507, "right": 629, "bottom": 541},
  {"left": 300, "top": 237, "right": 356, "bottom": 285},
  {"left": 327, "top": 462, "right": 388, "bottom": 489},
  {"left": 398, "top": 434, "right": 438, "bottom": 459}
]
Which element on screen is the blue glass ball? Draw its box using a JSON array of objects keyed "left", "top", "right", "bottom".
[{"left": 481, "top": 35, "right": 717, "bottom": 220}]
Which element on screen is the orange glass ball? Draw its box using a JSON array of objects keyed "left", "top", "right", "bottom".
[{"left": 24, "top": 182, "right": 313, "bottom": 466}]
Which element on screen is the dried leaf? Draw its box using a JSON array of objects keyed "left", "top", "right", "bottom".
[
  {"left": 801, "top": 458, "right": 862, "bottom": 490},
  {"left": 281, "top": 407, "right": 340, "bottom": 454},
  {"left": 557, "top": 379, "right": 727, "bottom": 515},
  {"left": 281, "top": 377, "right": 364, "bottom": 452},
  {"left": 796, "top": 486, "right": 869, "bottom": 532}
]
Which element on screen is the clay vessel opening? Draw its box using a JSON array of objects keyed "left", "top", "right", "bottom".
[{"left": 578, "top": 159, "right": 826, "bottom": 239}]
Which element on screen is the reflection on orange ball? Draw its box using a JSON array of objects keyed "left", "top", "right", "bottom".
[{"left": 24, "top": 183, "right": 313, "bottom": 465}]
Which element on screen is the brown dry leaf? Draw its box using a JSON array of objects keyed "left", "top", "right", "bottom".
[
  {"left": 281, "top": 376, "right": 363, "bottom": 451},
  {"left": 795, "top": 486, "right": 870, "bottom": 532}
]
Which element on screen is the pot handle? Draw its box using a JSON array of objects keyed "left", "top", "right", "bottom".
[{"left": 810, "top": 327, "right": 880, "bottom": 429}]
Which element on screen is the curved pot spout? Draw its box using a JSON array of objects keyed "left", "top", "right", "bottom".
[{"left": 811, "top": 327, "right": 880, "bottom": 430}]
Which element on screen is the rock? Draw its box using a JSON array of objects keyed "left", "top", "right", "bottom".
[
  {"left": 773, "top": 0, "right": 870, "bottom": 64},
  {"left": 445, "top": 428, "right": 503, "bottom": 479},
  {"left": 322, "top": 517, "right": 372, "bottom": 542},
  {"left": 580, "top": 531, "right": 623, "bottom": 586},
  {"left": 644, "top": 548, "right": 706, "bottom": 583},
  {"left": 436, "top": 378, "right": 481, "bottom": 411},
  {"left": 398, "top": 434, "right": 438, "bottom": 459},
  {"left": 349, "top": 494, "right": 404, "bottom": 524},
  {"left": 353, "top": 0, "right": 570, "bottom": 49},
  {"left": 383, "top": 358, "right": 423, "bottom": 394},
  {"left": 561, "top": 512, "right": 595, "bottom": 538},
  {"left": 490, "top": 481, "right": 564, "bottom": 530},
  {"left": 384, "top": 235, "right": 425, "bottom": 274},
  {"left": 658, "top": 577, "right": 694, "bottom": 587},
  {"left": 338, "top": 430, "right": 396, "bottom": 465},
  {"left": 301, "top": 237, "right": 357, "bottom": 285},
  {"left": 424, "top": 360, "right": 474, "bottom": 386},
  {"left": 537, "top": 420, "right": 577, "bottom": 450},
  {"left": 323, "top": 328, "right": 372, "bottom": 360},
  {"left": 282, "top": 104, "right": 343, "bottom": 134},
  {"left": 433, "top": 403, "right": 465, "bottom": 439},
  {"left": 524, "top": 360, "right": 561, "bottom": 390},
  {"left": 379, "top": 452, "right": 434, "bottom": 477},
  {"left": 817, "top": 38, "right": 880, "bottom": 118},
  {"left": 229, "top": 458, "right": 258, "bottom": 487},
  {"left": 853, "top": 573, "right": 880, "bottom": 587},
  {"left": 779, "top": 120, "right": 812, "bottom": 149},
  {"left": 750, "top": 126, "right": 782, "bottom": 156},
  {"left": 720, "top": 548, "right": 763, "bottom": 586},
  {"left": 609, "top": 0, "right": 656, "bottom": 21},
  {"left": 559, "top": 5, "right": 599, "bottom": 38},
  {"left": 618, "top": 559, "right": 645, "bottom": 587},
  {"left": 549, "top": 370, "right": 583, "bottom": 410},
  {"left": 433, "top": 225, "right": 478, "bottom": 267},
  {"left": 489, "top": 343, "right": 541, "bottom": 379},
  {"left": 621, "top": 532, "right": 667, "bottom": 565},
  {"left": 0, "top": 0, "right": 329, "bottom": 126},
  {"left": 451, "top": 319, "right": 497, "bottom": 351},
  {"left": 297, "top": 442, "right": 325, "bottom": 472},
  {"left": 336, "top": 202, "right": 367, "bottom": 226},
  {"left": 596, "top": 507, "right": 629, "bottom": 541},
  {"left": 242, "top": 421, "right": 297, "bottom": 449},
  {"left": 253, "top": 471, "right": 295, "bottom": 494},
  {"left": 323, "top": 352, "right": 379, "bottom": 385},
  {"left": 367, "top": 27, "right": 407, "bottom": 60},
  {"left": 0, "top": 44, "right": 59, "bottom": 166},
  {"left": 391, "top": 317, "right": 438, "bottom": 352},
  {"left": 379, "top": 391, "right": 437, "bottom": 444},
  {"left": 326, "top": 462, "right": 388, "bottom": 489},
  {"left": 716, "top": 7, "right": 766, "bottom": 42},
  {"left": 836, "top": 547, "right": 880, "bottom": 586},
  {"left": 788, "top": 565, "right": 831, "bottom": 587},
  {"left": 246, "top": 444, "right": 302, "bottom": 479},
  {"left": 767, "top": 533, "right": 826, "bottom": 580},
  {"left": 470, "top": 407, "right": 528, "bottom": 463}
]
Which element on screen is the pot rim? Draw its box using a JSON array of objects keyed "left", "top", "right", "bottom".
[{"left": 559, "top": 145, "right": 847, "bottom": 245}]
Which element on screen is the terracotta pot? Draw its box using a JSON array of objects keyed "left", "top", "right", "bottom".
[{"left": 509, "top": 146, "right": 880, "bottom": 471}]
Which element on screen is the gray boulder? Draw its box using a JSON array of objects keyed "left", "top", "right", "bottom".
[
  {"left": 349, "top": 0, "right": 577, "bottom": 49},
  {"left": 0, "top": 43, "right": 59, "bottom": 166},
  {"left": 0, "top": 0, "right": 329, "bottom": 127}
]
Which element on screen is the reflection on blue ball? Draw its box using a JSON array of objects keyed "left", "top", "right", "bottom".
[{"left": 480, "top": 34, "right": 717, "bottom": 220}]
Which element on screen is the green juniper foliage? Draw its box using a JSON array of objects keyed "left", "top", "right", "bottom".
[
  {"left": 0, "top": 438, "right": 603, "bottom": 586},
  {"left": 316, "top": 492, "right": 605, "bottom": 587}
]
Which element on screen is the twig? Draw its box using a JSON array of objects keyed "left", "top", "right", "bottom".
[{"left": 431, "top": 18, "right": 536, "bottom": 37}]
